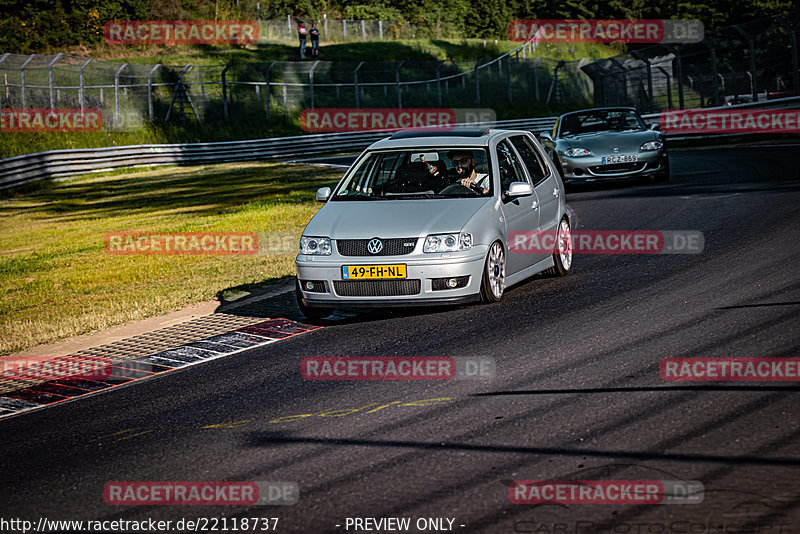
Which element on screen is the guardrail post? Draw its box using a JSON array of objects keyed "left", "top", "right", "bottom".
[
  {"left": 20, "top": 54, "right": 35, "bottom": 110},
  {"left": 47, "top": 53, "right": 63, "bottom": 110},
  {"left": 474, "top": 59, "right": 482, "bottom": 106},
  {"left": 221, "top": 62, "right": 232, "bottom": 121},
  {"left": 436, "top": 60, "right": 444, "bottom": 107},
  {"left": 114, "top": 63, "right": 128, "bottom": 128},
  {"left": 354, "top": 61, "right": 364, "bottom": 108},
  {"left": 309, "top": 60, "right": 320, "bottom": 109},
  {"left": 395, "top": 60, "right": 405, "bottom": 108},
  {"left": 265, "top": 61, "right": 276, "bottom": 120},
  {"left": 147, "top": 64, "right": 160, "bottom": 123}
]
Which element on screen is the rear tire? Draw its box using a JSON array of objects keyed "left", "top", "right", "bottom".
[
  {"left": 480, "top": 241, "right": 506, "bottom": 303},
  {"left": 544, "top": 216, "right": 573, "bottom": 277},
  {"left": 296, "top": 283, "right": 332, "bottom": 320}
]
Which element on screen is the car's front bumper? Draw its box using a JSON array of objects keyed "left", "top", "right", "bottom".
[
  {"left": 295, "top": 245, "right": 488, "bottom": 308},
  {"left": 560, "top": 150, "right": 666, "bottom": 182}
]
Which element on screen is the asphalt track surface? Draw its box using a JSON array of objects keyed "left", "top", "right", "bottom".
[{"left": 2, "top": 145, "right": 800, "bottom": 533}]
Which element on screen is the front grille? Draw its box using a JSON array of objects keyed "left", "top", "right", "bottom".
[
  {"left": 333, "top": 279, "right": 421, "bottom": 296},
  {"left": 588, "top": 162, "right": 647, "bottom": 175},
  {"left": 336, "top": 238, "right": 418, "bottom": 256}
]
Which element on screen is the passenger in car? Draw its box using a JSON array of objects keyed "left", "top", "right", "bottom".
[{"left": 446, "top": 150, "right": 490, "bottom": 194}]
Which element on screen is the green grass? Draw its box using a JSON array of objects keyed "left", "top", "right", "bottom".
[
  {"left": 0, "top": 161, "right": 342, "bottom": 355},
  {"left": 78, "top": 39, "right": 623, "bottom": 65}
]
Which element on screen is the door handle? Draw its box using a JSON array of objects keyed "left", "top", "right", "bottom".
[
  {"left": 553, "top": 187, "right": 560, "bottom": 197},
  {"left": 531, "top": 201, "right": 539, "bottom": 210}
]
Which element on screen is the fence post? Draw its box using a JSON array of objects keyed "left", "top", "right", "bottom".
[
  {"left": 287, "top": 15, "right": 291, "bottom": 34},
  {"left": 395, "top": 60, "right": 405, "bottom": 108},
  {"left": 0, "top": 53, "right": 8, "bottom": 107},
  {"left": 309, "top": 60, "right": 320, "bottom": 108},
  {"left": 656, "top": 66, "right": 673, "bottom": 109},
  {"left": 362, "top": 20, "right": 366, "bottom": 41},
  {"left": 324, "top": 14, "right": 328, "bottom": 38},
  {"left": 265, "top": 61, "right": 276, "bottom": 120},
  {"left": 147, "top": 64, "right": 159, "bottom": 122},
  {"left": 436, "top": 60, "right": 444, "bottom": 107},
  {"left": 731, "top": 25, "right": 757, "bottom": 102},
  {"left": 703, "top": 41, "right": 720, "bottom": 106},
  {"left": 20, "top": 54, "right": 35, "bottom": 110},
  {"left": 47, "top": 53, "right": 63, "bottom": 110},
  {"left": 343, "top": 20, "right": 347, "bottom": 40},
  {"left": 221, "top": 61, "right": 232, "bottom": 121},
  {"left": 354, "top": 61, "right": 364, "bottom": 108},
  {"left": 533, "top": 57, "right": 543, "bottom": 101},
  {"left": 632, "top": 51, "right": 654, "bottom": 112},
  {"left": 79, "top": 58, "right": 94, "bottom": 113},
  {"left": 474, "top": 59, "right": 483, "bottom": 106},
  {"left": 379, "top": 20, "right": 383, "bottom": 40},
  {"left": 506, "top": 56, "right": 512, "bottom": 104},
  {"left": 114, "top": 63, "right": 128, "bottom": 128},
  {"left": 778, "top": 16, "right": 800, "bottom": 96}
]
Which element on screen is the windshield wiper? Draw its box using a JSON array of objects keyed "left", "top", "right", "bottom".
[{"left": 333, "top": 193, "right": 384, "bottom": 201}]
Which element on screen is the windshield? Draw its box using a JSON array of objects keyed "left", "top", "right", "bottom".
[
  {"left": 332, "top": 148, "right": 493, "bottom": 200},
  {"left": 559, "top": 110, "right": 646, "bottom": 137}
]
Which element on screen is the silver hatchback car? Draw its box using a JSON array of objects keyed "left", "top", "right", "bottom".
[{"left": 295, "top": 129, "right": 572, "bottom": 319}]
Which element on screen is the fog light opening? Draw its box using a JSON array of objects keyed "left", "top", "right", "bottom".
[{"left": 447, "top": 278, "right": 458, "bottom": 288}]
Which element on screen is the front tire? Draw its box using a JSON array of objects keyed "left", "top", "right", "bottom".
[
  {"left": 480, "top": 241, "right": 506, "bottom": 303},
  {"left": 544, "top": 216, "right": 573, "bottom": 277},
  {"left": 296, "top": 283, "right": 332, "bottom": 320}
]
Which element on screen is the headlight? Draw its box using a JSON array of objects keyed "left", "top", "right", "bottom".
[
  {"left": 299, "top": 236, "right": 332, "bottom": 255},
  {"left": 423, "top": 232, "right": 472, "bottom": 253},
  {"left": 640, "top": 140, "right": 663, "bottom": 151},
  {"left": 564, "top": 148, "right": 591, "bottom": 157}
]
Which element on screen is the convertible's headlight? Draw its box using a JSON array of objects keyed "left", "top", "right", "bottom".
[
  {"left": 640, "top": 140, "right": 663, "bottom": 151},
  {"left": 424, "top": 232, "right": 472, "bottom": 253},
  {"left": 299, "top": 236, "right": 332, "bottom": 255},
  {"left": 564, "top": 147, "right": 591, "bottom": 157}
]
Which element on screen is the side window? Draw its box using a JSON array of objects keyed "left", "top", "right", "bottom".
[
  {"left": 496, "top": 140, "right": 528, "bottom": 192},
  {"left": 510, "top": 135, "right": 549, "bottom": 185}
]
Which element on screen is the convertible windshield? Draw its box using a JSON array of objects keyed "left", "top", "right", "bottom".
[
  {"left": 332, "top": 148, "right": 493, "bottom": 200},
  {"left": 559, "top": 110, "right": 646, "bottom": 137}
]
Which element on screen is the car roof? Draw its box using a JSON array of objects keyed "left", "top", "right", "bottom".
[{"left": 368, "top": 128, "right": 525, "bottom": 150}]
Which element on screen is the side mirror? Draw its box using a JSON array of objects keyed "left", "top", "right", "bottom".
[
  {"left": 503, "top": 181, "right": 534, "bottom": 201},
  {"left": 650, "top": 122, "right": 661, "bottom": 131},
  {"left": 316, "top": 187, "right": 331, "bottom": 202},
  {"left": 539, "top": 131, "right": 554, "bottom": 142}
]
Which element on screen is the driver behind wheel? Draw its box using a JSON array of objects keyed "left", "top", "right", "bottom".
[{"left": 446, "top": 150, "right": 489, "bottom": 194}]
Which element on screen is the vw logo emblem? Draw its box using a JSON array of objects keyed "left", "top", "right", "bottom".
[
  {"left": 613, "top": 147, "right": 620, "bottom": 153},
  {"left": 367, "top": 238, "right": 383, "bottom": 254}
]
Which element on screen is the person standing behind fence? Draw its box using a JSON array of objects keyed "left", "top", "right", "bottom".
[
  {"left": 309, "top": 23, "right": 321, "bottom": 58},
  {"left": 298, "top": 22, "right": 308, "bottom": 59}
]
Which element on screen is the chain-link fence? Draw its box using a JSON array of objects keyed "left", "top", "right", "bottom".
[
  {"left": 259, "top": 18, "right": 410, "bottom": 42},
  {"left": 581, "top": 12, "right": 800, "bottom": 112},
  {"left": 0, "top": 41, "right": 594, "bottom": 130}
]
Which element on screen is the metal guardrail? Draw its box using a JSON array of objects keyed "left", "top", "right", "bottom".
[{"left": 1, "top": 96, "right": 798, "bottom": 190}]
